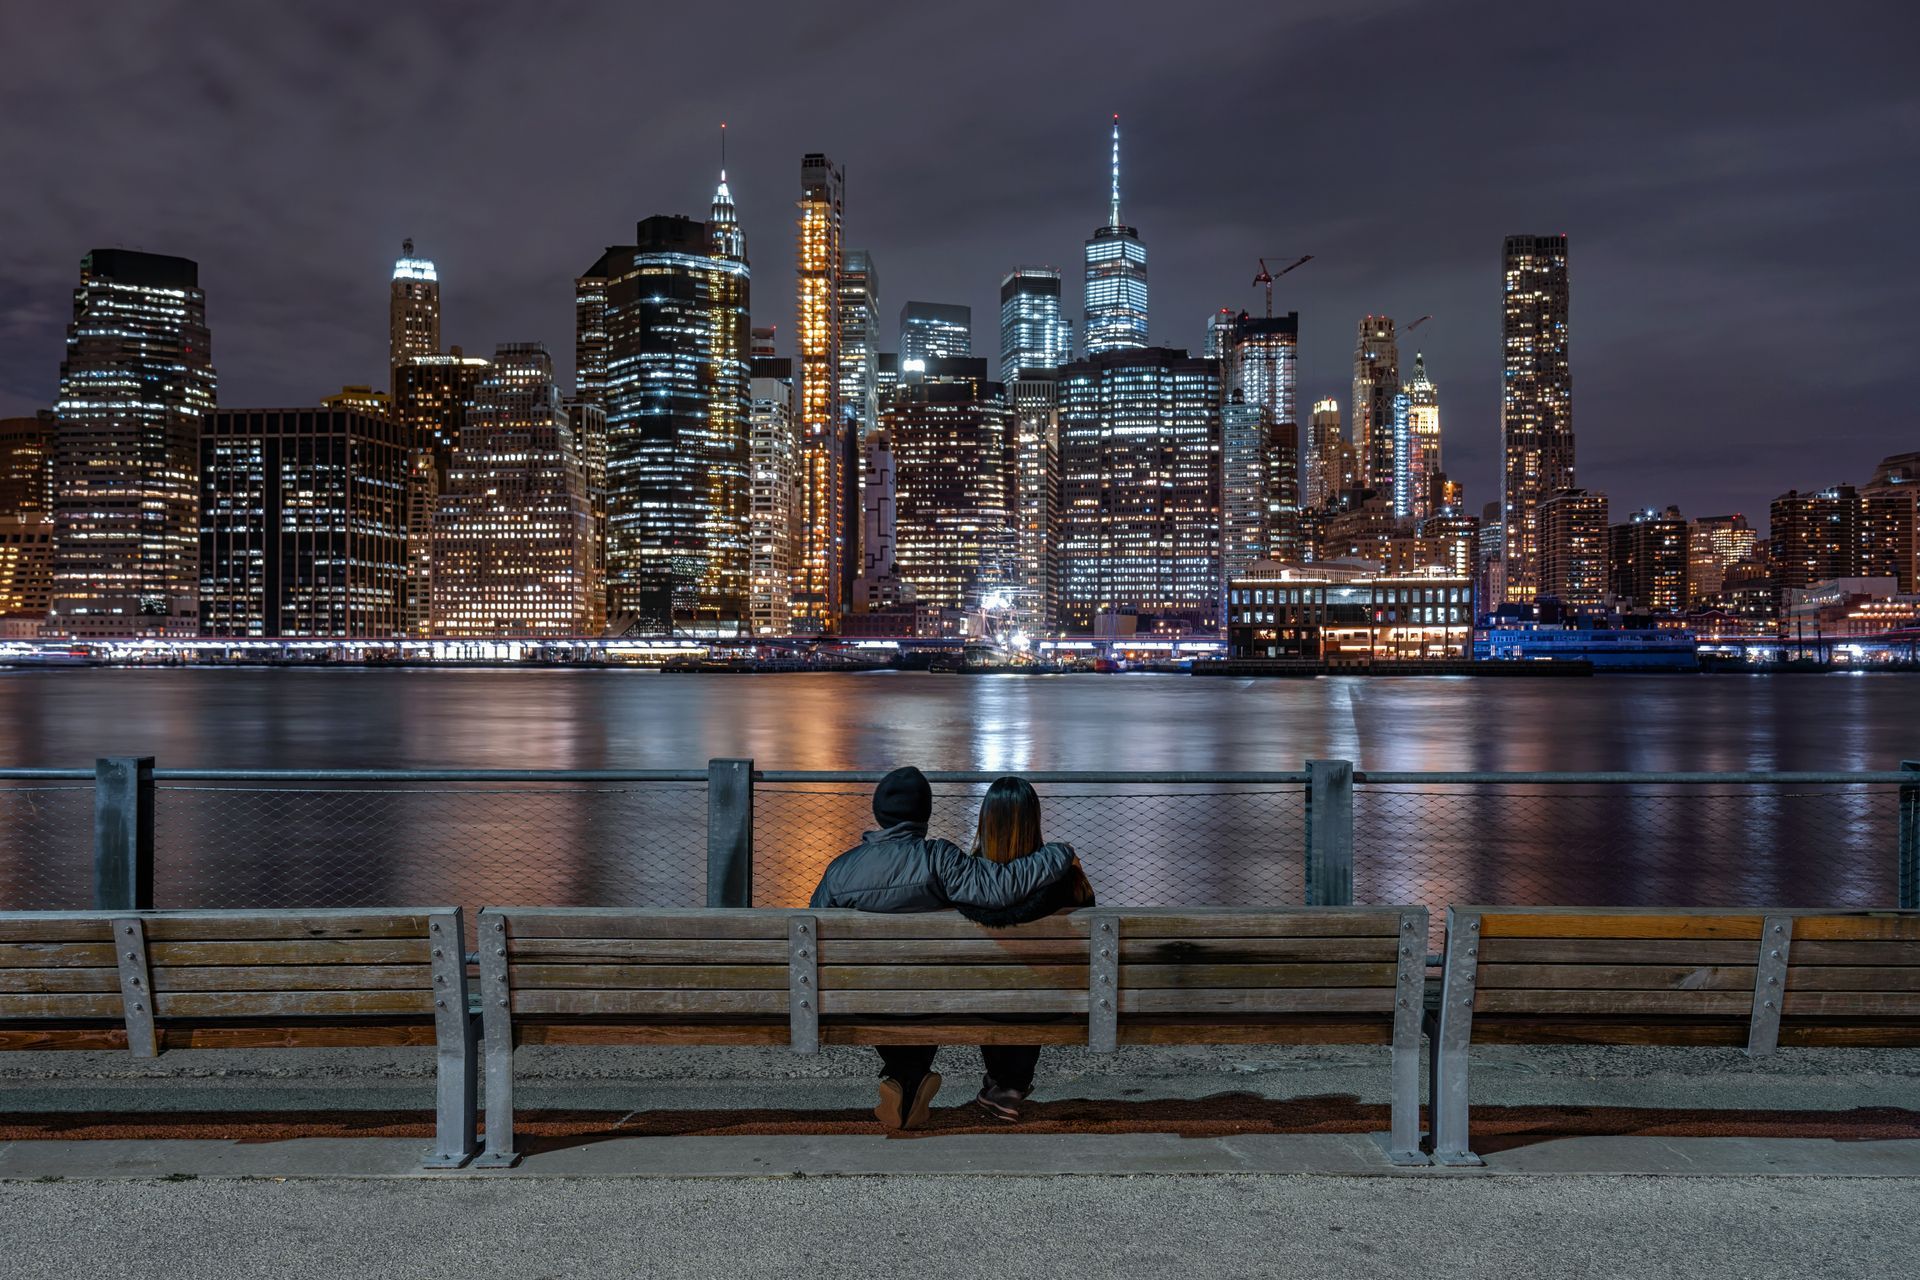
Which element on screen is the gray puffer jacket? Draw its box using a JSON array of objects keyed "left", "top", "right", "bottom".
[{"left": 809, "top": 822, "right": 1075, "bottom": 913}]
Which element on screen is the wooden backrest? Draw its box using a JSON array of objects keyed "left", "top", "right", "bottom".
[
  {"left": 0, "top": 909, "right": 461, "bottom": 1055},
  {"left": 1440, "top": 907, "right": 1920, "bottom": 1053},
  {"left": 480, "top": 906, "right": 1426, "bottom": 1052}
]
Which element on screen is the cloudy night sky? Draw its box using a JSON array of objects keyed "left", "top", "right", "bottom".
[{"left": 1, "top": 1, "right": 1915, "bottom": 524}]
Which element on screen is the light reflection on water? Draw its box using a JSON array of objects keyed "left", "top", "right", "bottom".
[{"left": 0, "top": 669, "right": 1913, "bottom": 913}]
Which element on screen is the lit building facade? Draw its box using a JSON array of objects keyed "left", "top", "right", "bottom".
[
  {"left": 591, "top": 194, "right": 752, "bottom": 629},
  {"left": 899, "top": 301, "right": 972, "bottom": 364},
  {"left": 1863, "top": 452, "right": 1920, "bottom": 593},
  {"left": 50, "top": 249, "right": 216, "bottom": 637},
  {"left": 393, "top": 350, "right": 489, "bottom": 464},
  {"left": 1304, "top": 398, "right": 1349, "bottom": 512},
  {"left": 838, "top": 249, "right": 881, "bottom": 439},
  {"left": 389, "top": 240, "right": 440, "bottom": 384},
  {"left": 1352, "top": 315, "right": 1398, "bottom": 500},
  {"left": 1221, "top": 395, "right": 1268, "bottom": 590},
  {"left": 1058, "top": 348, "right": 1221, "bottom": 632},
  {"left": 999, "top": 267, "right": 1070, "bottom": 382},
  {"left": 429, "top": 343, "right": 599, "bottom": 636},
  {"left": 200, "top": 408, "right": 409, "bottom": 638},
  {"left": 853, "top": 429, "right": 904, "bottom": 610},
  {"left": 0, "top": 414, "right": 54, "bottom": 630},
  {"left": 1395, "top": 352, "right": 1441, "bottom": 520},
  {"left": 1082, "top": 117, "right": 1149, "bottom": 355},
  {"left": 885, "top": 364, "right": 1015, "bottom": 611},
  {"left": 748, "top": 357, "right": 799, "bottom": 634},
  {"left": 1770, "top": 485, "right": 1861, "bottom": 607},
  {"left": 1686, "top": 514, "right": 1758, "bottom": 605},
  {"left": 1226, "top": 561, "right": 1473, "bottom": 662},
  {"left": 1010, "top": 371, "right": 1061, "bottom": 632},
  {"left": 1609, "top": 506, "right": 1688, "bottom": 613},
  {"left": 1500, "top": 234, "right": 1575, "bottom": 605},
  {"left": 795, "top": 152, "right": 849, "bottom": 630},
  {"left": 1228, "top": 312, "right": 1299, "bottom": 561},
  {"left": 0, "top": 413, "right": 55, "bottom": 518},
  {"left": 401, "top": 449, "right": 437, "bottom": 637},
  {"left": 1538, "top": 487, "right": 1609, "bottom": 612}
]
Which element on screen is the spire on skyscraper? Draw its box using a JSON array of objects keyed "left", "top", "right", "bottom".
[
  {"left": 710, "top": 124, "right": 744, "bottom": 261},
  {"left": 1108, "top": 114, "right": 1121, "bottom": 229}
]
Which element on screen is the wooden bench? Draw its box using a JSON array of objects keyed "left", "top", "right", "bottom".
[
  {"left": 0, "top": 908, "right": 477, "bottom": 1167},
  {"left": 1429, "top": 906, "right": 1920, "bottom": 1165},
  {"left": 475, "top": 904, "right": 1429, "bottom": 1166}
]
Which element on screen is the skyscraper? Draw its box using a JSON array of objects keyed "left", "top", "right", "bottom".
[
  {"left": 1395, "top": 352, "right": 1441, "bottom": 521},
  {"left": 852, "top": 429, "right": 904, "bottom": 610},
  {"left": 392, "top": 349, "right": 489, "bottom": 463},
  {"left": 1220, "top": 394, "right": 1268, "bottom": 588},
  {"left": 1352, "top": 316, "right": 1398, "bottom": 501},
  {"left": 1770, "top": 485, "right": 1861, "bottom": 609},
  {"left": 1538, "top": 487, "right": 1609, "bottom": 612},
  {"left": 0, "top": 413, "right": 55, "bottom": 518},
  {"left": 1862, "top": 453, "right": 1920, "bottom": 593},
  {"left": 1500, "top": 234, "right": 1574, "bottom": 605},
  {"left": 429, "top": 343, "right": 599, "bottom": 636},
  {"left": 1010, "top": 370, "right": 1061, "bottom": 632},
  {"left": 1304, "top": 398, "right": 1349, "bottom": 512},
  {"left": 1082, "top": 116, "right": 1149, "bottom": 356},
  {"left": 49, "top": 249, "right": 216, "bottom": 637},
  {"left": 795, "top": 152, "right": 848, "bottom": 630},
  {"left": 838, "top": 250, "right": 881, "bottom": 439},
  {"left": 999, "top": 267, "right": 1070, "bottom": 381},
  {"left": 591, "top": 185, "right": 752, "bottom": 629},
  {"left": 1228, "top": 312, "right": 1300, "bottom": 561},
  {"left": 0, "top": 413, "right": 55, "bottom": 635},
  {"left": 885, "top": 362, "right": 1016, "bottom": 611},
  {"left": 748, "top": 356, "right": 800, "bottom": 635},
  {"left": 1058, "top": 347, "right": 1221, "bottom": 632},
  {"left": 899, "top": 301, "right": 972, "bottom": 363},
  {"left": 200, "top": 407, "right": 409, "bottom": 637},
  {"left": 389, "top": 239, "right": 440, "bottom": 386}
]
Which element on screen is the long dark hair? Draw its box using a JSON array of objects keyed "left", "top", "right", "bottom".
[{"left": 974, "top": 776, "right": 1043, "bottom": 864}]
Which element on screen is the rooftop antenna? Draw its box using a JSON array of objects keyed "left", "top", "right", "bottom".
[
  {"left": 1109, "top": 114, "right": 1121, "bottom": 228},
  {"left": 719, "top": 121, "right": 726, "bottom": 181}
]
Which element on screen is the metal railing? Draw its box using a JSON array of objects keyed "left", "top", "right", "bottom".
[{"left": 0, "top": 757, "right": 1914, "bottom": 914}]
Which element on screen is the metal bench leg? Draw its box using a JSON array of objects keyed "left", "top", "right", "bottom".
[
  {"left": 1431, "top": 911, "right": 1482, "bottom": 1167},
  {"left": 474, "top": 912, "right": 520, "bottom": 1168},
  {"left": 423, "top": 912, "right": 479, "bottom": 1168},
  {"left": 1379, "top": 908, "right": 1429, "bottom": 1165}
]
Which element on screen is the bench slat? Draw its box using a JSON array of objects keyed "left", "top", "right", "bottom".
[
  {"left": 1790, "top": 915, "right": 1920, "bottom": 942},
  {"left": 0, "top": 921, "right": 114, "bottom": 944},
  {"left": 141, "top": 915, "right": 431, "bottom": 942},
  {"left": 0, "top": 968, "right": 120, "bottom": 994},
  {"left": 1790, "top": 941, "right": 1920, "bottom": 966},
  {"left": 147, "top": 940, "right": 431, "bottom": 966},
  {"left": 1121, "top": 989, "right": 1395, "bottom": 1014},
  {"left": 512, "top": 990, "right": 787, "bottom": 1016},
  {"left": 1477, "top": 939, "right": 1762, "bottom": 964},
  {"left": 820, "top": 964, "right": 1086, "bottom": 990},
  {"left": 1474, "top": 990, "right": 1753, "bottom": 1015},
  {"left": 1476, "top": 964, "right": 1757, "bottom": 991},
  {"left": 510, "top": 965, "right": 789, "bottom": 991},
  {"left": 0, "top": 943, "right": 115, "bottom": 969},
  {"left": 1477, "top": 914, "right": 1765, "bottom": 940},
  {"left": 151, "top": 990, "right": 434, "bottom": 1017},
  {"left": 1783, "top": 966, "right": 1920, "bottom": 991},
  {"left": 1781, "top": 992, "right": 1920, "bottom": 1016},
  {"left": 494, "top": 914, "right": 796, "bottom": 941},
  {"left": 148, "top": 966, "right": 431, "bottom": 993},
  {"left": 0, "top": 993, "right": 125, "bottom": 1017}
]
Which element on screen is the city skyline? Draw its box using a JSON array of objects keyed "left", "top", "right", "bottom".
[{"left": 1, "top": 5, "right": 1912, "bottom": 528}]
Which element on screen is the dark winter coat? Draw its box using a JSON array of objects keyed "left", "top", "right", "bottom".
[
  {"left": 957, "top": 853, "right": 1096, "bottom": 927},
  {"left": 808, "top": 822, "right": 1075, "bottom": 913}
]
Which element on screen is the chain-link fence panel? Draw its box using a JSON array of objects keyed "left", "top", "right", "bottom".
[
  {"left": 151, "top": 782, "right": 708, "bottom": 911},
  {"left": 753, "top": 783, "right": 1307, "bottom": 908},
  {"left": 1353, "top": 784, "right": 1900, "bottom": 930},
  {"left": 0, "top": 781, "right": 95, "bottom": 909}
]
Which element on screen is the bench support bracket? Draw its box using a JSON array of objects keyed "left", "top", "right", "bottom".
[
  {"left": 110, "top": 915, "right": 156, "bottom": 1059},
  {"left": 1747, "top": 915, "right": 1794, "bottom": 1058},
  {"left": 475, "top": 911, "right": 520, "bottom": 1168},
  {"left": 1382, "top": 908, "right": 1429, "bottom": 1165},
  {"left": 1430, "top": 909, "right": 1483, "bottom": 1166},
  {"left": 789, "top": 915, "right": 819, "bottom": 1054},
  {"left": 423, "top": 907, "right": 479, "bottom": 1168},
  {"left": 1088, "top": 914, "right": 1120, "bottom": 1052}
]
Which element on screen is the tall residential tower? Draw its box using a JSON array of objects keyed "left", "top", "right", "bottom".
[
  {"left": 389, "top": 239, "right": 440, "bottom": 386},
  {"left": 1499, "top": 234, "right": 1574, "bottom": 605},
  {"left": 795, "top": 153, "right": 849, "bottom": 629}
]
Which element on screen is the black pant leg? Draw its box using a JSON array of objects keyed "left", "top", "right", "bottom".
[
  {"left": 979, "top": 1045, "right": 1041, "bottom": 1093},
  {"left": 875, "top": 1045, "right": 939, "bottom": 1093}
]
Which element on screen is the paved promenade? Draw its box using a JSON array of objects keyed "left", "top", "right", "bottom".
[{"left": 3, "top": 1042, "right": 1917, "bottom": 1276}]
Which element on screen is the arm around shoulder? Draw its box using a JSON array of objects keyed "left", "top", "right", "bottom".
[{"left": 933, "top": 840, "right": 1072, "bottom": 910}]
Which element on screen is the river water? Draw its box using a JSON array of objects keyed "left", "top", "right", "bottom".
[{"left": 0, "top": 670, "right": 1916, "bottom": 913}]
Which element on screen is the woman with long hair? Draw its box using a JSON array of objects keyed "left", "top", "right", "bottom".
[{"left": 958, "top": 776, "right": 1096, "bottom": 1120}]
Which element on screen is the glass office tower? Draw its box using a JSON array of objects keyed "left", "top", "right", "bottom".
[{"left": 1082, "top": 117, "right": 1149, "bottom": 355}]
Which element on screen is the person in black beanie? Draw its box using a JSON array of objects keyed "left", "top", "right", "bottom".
[{"left": 809, "top": 765, "right": 1078, "bottom": 1131}]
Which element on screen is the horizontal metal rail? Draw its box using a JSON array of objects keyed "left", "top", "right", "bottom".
[
  {"left": 1356, "top": 771, "right": 1913, "bottom": 785},
  {"left": 755, "top": 770, "right": 1314, "bottom": 785},
  {"left": 0, "top": 769, "right": 97, "bottom": 781},
  {"left": 145, "top": 769, "right": 710, "bottom": 784}
]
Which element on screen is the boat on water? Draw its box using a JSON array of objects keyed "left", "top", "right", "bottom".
[{"left": 1475, "top": 624, "right": 1699, "bottom": 672}]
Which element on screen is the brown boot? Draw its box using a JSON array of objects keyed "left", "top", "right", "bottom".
[{"left": 874, "top": 1072, "right": 943, "bottom": 1130}]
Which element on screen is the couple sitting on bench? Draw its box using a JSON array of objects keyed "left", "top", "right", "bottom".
[{"left": 810, "top": 765, "right": 1096, "bottom": 1130}]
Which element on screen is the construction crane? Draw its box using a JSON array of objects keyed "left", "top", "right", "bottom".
[
  {"left": 1406, "top": 314, "right": 1433, "bottom": 333},
  {"left": 1252, "top": 254, "right": 1312, "bottom": 317}
]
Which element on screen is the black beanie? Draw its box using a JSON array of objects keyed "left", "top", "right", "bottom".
[{"left": 872, "top": 765, "right": 933, "bottom": 827}]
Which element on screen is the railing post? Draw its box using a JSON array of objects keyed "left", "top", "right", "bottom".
[
  {"left": 93, "top": 756, "right": 155, "bottom": 911},
  {"left": 706, "top": 757, "right": 755, "bottom": 908},
  {"left": 1900, "top": 760, "right": 1920, "bottom": 911},
  {"left": 1305, "top": 758, "right": 1355, "bottom": 906}
]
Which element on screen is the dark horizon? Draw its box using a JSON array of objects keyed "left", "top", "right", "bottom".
[{"left": 2, "top": 1, "right": 1915, "bottom": 525}]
